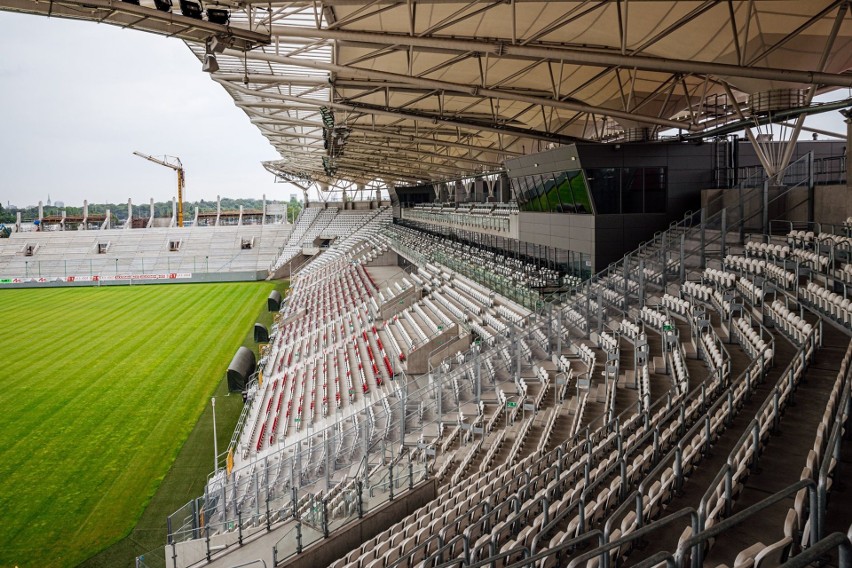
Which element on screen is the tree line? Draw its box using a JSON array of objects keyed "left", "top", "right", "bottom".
[{"left": 3, "top": 197, "right": 302, "bottom": 223}]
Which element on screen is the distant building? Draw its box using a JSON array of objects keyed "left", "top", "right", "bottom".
[{"left": 54, "top": 201, "right": 65, "bottom": 208}]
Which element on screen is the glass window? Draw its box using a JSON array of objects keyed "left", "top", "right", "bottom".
[
  {"left": 529, "top": 175, "right": 546, "bottom": 212},
  {"left": 587, "top": 168, "right": 619, "bottom": 214},
  {"left": 569, "top": 171, "right": 593, "bottom": 214},
  {"left": 514, "top": 176, "right": 529, "bottom": 208},
  {"left": 541, "top": 174, "right": 560, "bottom": 211},
  {"left": 551, "top": 171, "right": 572, "bottom": 212},
  {"left": 621, "top": 168, "right": 644, "bottom": 214},
  {"left": 644, "top": 167, "right": 667, "bottom": 213}
]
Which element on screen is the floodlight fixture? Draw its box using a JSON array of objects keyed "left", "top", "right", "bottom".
[
  {"left": 153, "top": 0, "right": 172, "bottom": 12},
  {"left": 207, "top": 8, "right": 230, "bottom": 25},
  {"left": 179, "top": 0, "right": 203, "bottom": 19}
]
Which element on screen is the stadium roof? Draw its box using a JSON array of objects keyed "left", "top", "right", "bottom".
[{"left": 3, "top": 0, "right": 852, "bottom": 189}]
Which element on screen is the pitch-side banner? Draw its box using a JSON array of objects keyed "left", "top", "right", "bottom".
[{"left": 0, "top": 273, "right": 192, "bottom": 284}]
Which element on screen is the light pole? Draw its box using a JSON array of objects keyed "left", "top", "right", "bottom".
[{"left": 212, "top": 397, "right": 219, "bottom": 476}]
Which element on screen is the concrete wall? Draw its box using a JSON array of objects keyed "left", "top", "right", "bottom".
[
  {"left": 366, "top": 249, "right": 400, "bottom": 267},
  {"left": 815, "top": 185, "right": 852, "bottom": 226},
  {"left": 405, "top": 324, "right": 465, "bottom": 374},
  {"left": 270, "top": 254, "right": 310, "bottom": 279},
  {"left": 737, "top": 140, "right": 846, "bottom": 169},
  {"left": 427, "top": 333, "right": 473, "bottom": 371},
  {"left": 700, "top": 184, "right": 850, "bottom": 230},
  {"left": 379, "top": 286, "right": 419, "bottom": 320}
]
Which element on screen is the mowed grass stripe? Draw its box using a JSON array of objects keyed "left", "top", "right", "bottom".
[{"left": 0, "top": 282, "right": 273, "bottom": 568}]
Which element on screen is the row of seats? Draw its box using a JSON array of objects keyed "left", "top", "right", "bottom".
[
  {"left": 746, "top": 239, "right": 790, "bottom": 259},
  {"left": 725, "top": 254, "right": 797, "bottom": 289},
  {"left": 800, "top": 281, "right": 852, "bottom": 325}
]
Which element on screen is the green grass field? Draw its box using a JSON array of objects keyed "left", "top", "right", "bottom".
[{"left": 0, "top": 282, "right": 275, "bottom": 568}]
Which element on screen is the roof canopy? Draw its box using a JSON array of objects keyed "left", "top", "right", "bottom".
[{"left": 3, "top": 0, "right": 852, "bottom": 187}]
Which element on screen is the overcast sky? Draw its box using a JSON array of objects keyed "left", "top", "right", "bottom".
[
  {"left": 0, "top": 12, "right": 849, "bottom": 210},
  {"left": 0, "top": 12, "right": 291, "bottom": 209}
]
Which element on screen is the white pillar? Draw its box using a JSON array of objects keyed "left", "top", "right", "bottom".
[
  {"left": 216, "top": 194, "right": 221, "bottom": 226},
  {"left": 262, "top": 193, "right": 267, "bottom": 225},
  {"left": 82, "top": 200, "right": 89, "bottom": 229},
  {"left": 126, "top": 198, "right": 132, "bottom": 229}
]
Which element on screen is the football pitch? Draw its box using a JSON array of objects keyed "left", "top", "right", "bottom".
[{"left": 0, "top": 282, "right": 275, "bottom": 568}]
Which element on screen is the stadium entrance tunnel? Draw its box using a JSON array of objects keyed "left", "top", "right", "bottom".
[
  {"left": 267, "top": 289, "right": 282, "bottom": 311},
  {"left": 254, "top": 322, "right": 269, "bottom": 343},
  {"left": 227, "top": 346, "right": 255, "bottom": 391}
]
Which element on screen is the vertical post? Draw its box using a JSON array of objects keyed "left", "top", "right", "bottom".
[
  {"left": 401, "top": 377, "right": 407, "bottom": 446},
  {"left": 322, "top": 498, "right": 329, "bottom": 538},
  {"left": 212, "top": 398, "right": 218, "bottom": 476},
  {"left": 514, "top": 325, "right": 521, "bottom": 383},
  {"left": 720, "top": 209, "right": 727, "bottom": 259},
  {"left": 807, "top": 151, "right": 815, "bottom": 224},
  {"left": 638, "top": 259, "right": 645, "bottom": 308},
  {"left": 762, "top": 179, "right": 769, "bottom": 235},
  {"left": 699, "top": 208, "right": 706, "bottom": 269},
  {"left": 325, "top": 434, "right": 331, "bottom": 493},
  {"left": 475, "top": 356, "right": 481, "bottom": 405},
  {"left": 679, "top": 234, "right": 686, "bottom": 283},
  {"left": 556, "top": 308, "right": 562, "bottom": 356}
]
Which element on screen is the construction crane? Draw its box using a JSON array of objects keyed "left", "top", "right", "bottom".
[{"left": 133, "top": 151, "right": 186, "bottom": 227}]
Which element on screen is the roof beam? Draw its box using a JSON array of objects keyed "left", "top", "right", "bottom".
[
  {"left": 269, "top": 24, "right": 852, "bottom": 88},
  {"left": 228, "top": 48, "right": 698, "bottom": 130},
  {"left": 223, "top": 79, "right": 586, "bottom": 143}
]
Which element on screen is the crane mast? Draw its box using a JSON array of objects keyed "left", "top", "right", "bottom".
[{"left": 133, "top": 151, "right": 186, "bottom": 227}]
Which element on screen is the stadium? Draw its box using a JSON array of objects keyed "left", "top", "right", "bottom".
[{"left": 0, "top": 2, "right": 851, "bottom": 568}]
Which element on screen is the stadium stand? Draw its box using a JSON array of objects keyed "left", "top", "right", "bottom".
[
  {"left": 0, "top": 224, "right": 292, "bottom": 280},
  {"left": 164, "top": 170, "right": 850, "bottom": 568}
]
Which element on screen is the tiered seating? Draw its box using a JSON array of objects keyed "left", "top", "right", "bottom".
[
  {"left": 170, "top": 187, "right": 852, "bottom": 568},
  {"left": 389, "top": 224, "right": 563, "bottom": 292},
  {"left": 405, "top": 202, "right": 514, "bottom": 233}
]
